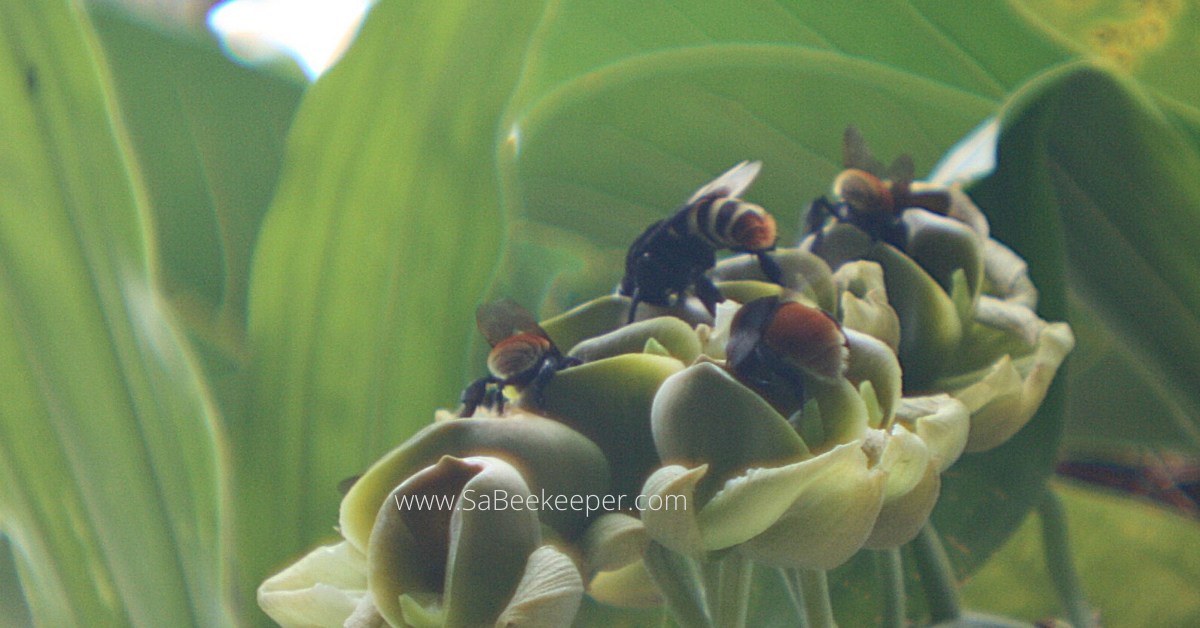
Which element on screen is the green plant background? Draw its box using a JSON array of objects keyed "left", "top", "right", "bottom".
[{"left": 0, "top": 0, "right": 1197, "bottom": 627}]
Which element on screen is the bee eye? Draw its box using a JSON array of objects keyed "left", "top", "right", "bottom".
[
  {"left": 487, "top": 335, "right": 549, "bottom": 380},
  {"left": 729, "top": 210, "right": 777, "bottom": 250},
  {"left": 764, "top": 302, "right": 849, "bottom": 380},
  {"left": 832, "top": 169, "right": 892, "bottom": 216}
]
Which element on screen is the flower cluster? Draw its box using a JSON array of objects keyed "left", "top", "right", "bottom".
[{"left": 258, "top": 162, "right": 1073, "bottom": 628}]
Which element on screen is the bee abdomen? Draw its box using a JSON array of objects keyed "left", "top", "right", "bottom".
[
  {"left": 487, "top": 334, "right": 551, "bottom": 381},
  {"left": 689, "top": 198, "right": 776, "bottom": 251},
  {"left": 833, "top": 168, "right": 894, "bottom": 217},
  {"left": 764, "top": 301, "right": 849, "bottom": 380}
]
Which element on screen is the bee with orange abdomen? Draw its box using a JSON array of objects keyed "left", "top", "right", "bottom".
[
  {"left": 726, "top": 295, "right": 848, "bottom": 404},
  {"left": 457, "top": 299, "right": 580, "bottom": 417},
  {"left": 805, "top": 127, "right": 951, "bottom": 249},
  {"left": 620, "top": 161, "right": 783, "bottom": 324}
]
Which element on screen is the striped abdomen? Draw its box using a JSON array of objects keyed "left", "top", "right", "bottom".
[{"left": 684, "top": 196, "right": 777, "bottom": 252}]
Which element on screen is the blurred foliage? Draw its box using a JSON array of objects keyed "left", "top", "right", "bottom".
[
  {"left": 963, "top": 480, "right": 1200, "bottom": 628},
  {"left": 0, "top": 0, "right": 1197, "bottom": 627}
]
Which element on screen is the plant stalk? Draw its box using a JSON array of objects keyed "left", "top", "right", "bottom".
[
  {"left": 715, "top": 554, "right": 752, "bottom": 628},
  {"left": 875, "top": 548, "right": 906, "bottom": 628},
  {"left": 643, "top": 542, "right": 714, "bottom": 628},
  {"left": 777, "top": 568, "right": 809, "bottom": 628},
  {"left": 1038, "top": 488, "right": 1096, "bottom": 628},
  {"left": 911, "top": 523, "right": 961, "bottom": 622},
  {"left": 798, "top": 569, "right": 837, "bottom": 628}
]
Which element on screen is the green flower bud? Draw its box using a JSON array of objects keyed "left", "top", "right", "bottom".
[
  {"left": 340, "top": 414, "right": 610, "bottom": 553},
  {"left": 367, "top": 455, "right": 582, "bottom": 628},
  {"left": 801, "top": 179, "right": 1073, "bottom": 452},
  {"left": 541, "top": 352, "right": 685, "bottom": 501},
  {"left": 834, "top": 261, "right": 901, "bottom": 352},
  {"left": 713, "top": 248, "right": 838, "bottom": 312}
]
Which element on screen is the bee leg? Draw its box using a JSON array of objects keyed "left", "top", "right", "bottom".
[
  {"left": 626, "top": 288, "right": 643, "bottom": 324},
  {"left": 778, "top": 363, "right": 806, "bottom": 405},
  {"left": 487, "top": 383, "right": 506, "bottom": 415},
  {"left": 524, "top": 359, "right": 561, "bottom": 411},
  {"left": 880, "top": 221, "right": 908, "bottom": 251},
  {"left": 756, "top": 250, "right": 783, "bottom": 284},
  {"left": 693, "top": 274, "right": 723, "bottom": 318},
  {"left": 804, "top": 197, "right": 836, "bottom": 249},
  {"left": 457, "top": 377, "right": 493, "bottom": 417},
  {"left": 560, "top": 355, "right": 583, "bottom": 369}
]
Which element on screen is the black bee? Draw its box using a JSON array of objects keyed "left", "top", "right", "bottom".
[
  {"left": 620, "top": 161, "right": 783, "bottom": 324},
  {"left": 726, "top": 295, "right": 848, "bottom": 404},
  {"left": 805, "top": 127, "right": 950, "bottom": 249},
  {"left": 457, "top": 299, "right": 580, "bottom": 417}
]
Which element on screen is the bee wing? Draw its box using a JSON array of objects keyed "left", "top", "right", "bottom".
[
  {"left": 843, "top": 126, "right": 884, "bottom": 174},
  {"left": 888, "top": 153, "right": 915, "bottom": 184},
  {"left": 888, "top": 153, "right": 915, "bottom": 205},
  {"left": 686, "top": 160, "right": 762, "bottom": 204},
  {"left": 476, "top": 299, "right": 547, "bottom": 346}
]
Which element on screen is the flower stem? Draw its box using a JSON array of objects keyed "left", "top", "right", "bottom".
[
  {"left": 875, "top": 548, "right": 906, "bottom": 628},
  {"left": 643, "top": 542, "right": 714, "bottom": 628},
  {"left": 776, "top": 568, "right": 809, "bottom": 628},
  {"left": 715, "top": 554, "right": 752, "bottom": 628},
  {"left": 798, "top": 569, "right": 837, "bottom": 628},
  {"left": 1038, "top": 488, "right": 1096, "bottom": 628},
  {"left": 911, "top": 522, "right": 961, "bottom": 622}
]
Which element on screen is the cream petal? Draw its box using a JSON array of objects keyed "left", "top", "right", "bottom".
[
  {"left": 864, "top": 460, "right": 941, "bottom": 549},
  {"left": 874, "top": 426, "right": 931, "bottom": 501},
  {"left": 586, "top": 559, "right": 664, "bottom": 608},
  {"left": 844, "top": 329, "right": 903, "bottom": 428},
  {"left": 735, "top": 449, "right": 886, "bottom": 569},
  {"left": 956, "top": 323, "right": 1075, "bottom": 452},
  {"left": 895, "top": 395, "right": 970, "bottom": 473},
  {"left": 835, "top": 261, "right": 902, "bottom": 352},
  {"left": 581, "top": 513, "right": 648, "bottom": 573},
  {"left": 639, "top": 465, "right": 708, "bottom": 557},
  {"left": 494, "top": 545, "right": 585, "bottom": 628},
  {"left": 257, "top": 541, "right": 368, "bottom": 628}
]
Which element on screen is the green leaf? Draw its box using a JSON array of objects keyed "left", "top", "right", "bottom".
[
  {"left": 237, "top": 0, "right": 551, "bottom": 620},
  {"left": 0, "top": 1, "right": 230, "bottom": 627},
  {"left": 972, "top": 61, "right": 1200, "bottom": 451},
  {"left": 962, "top": 480, "right": 1200, "bottom": 628},
  {"left": 1011, "top": 0, "right": 1200, "bottom": 110},
  {"left": 0, "top": 536, "right": 32, "bottom": 628},
  {"left": 89, "top": 6, "right": 303, "bottom": 339}
]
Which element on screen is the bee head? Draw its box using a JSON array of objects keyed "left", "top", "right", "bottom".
[
  {"left": 729, "top": 203, "right": 777, "bottom": 251},
  {"left": 487, "top": 333, "right": 552, "bottom": 381},
  {"left": 832, "top": 168, "right": 894, "bottom": 217}
]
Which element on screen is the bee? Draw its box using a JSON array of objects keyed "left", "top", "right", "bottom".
[
  {"left": 725, "top": 295, "right": 848, "bottom": 404},
  {"left": 457, "top": 299, "right": 580, "bottom": 417},
  {"left": 804, "top": 127, "right": 950, "bottom": 249},
  {"left": 619, "top": 161, "right": 783, "bottom": 324}
]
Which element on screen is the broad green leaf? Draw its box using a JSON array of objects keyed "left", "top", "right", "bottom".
[
  {"left": 1012, "top": 0, "right": 1200, "bottom": 110},
  {"left": 0, "top": 1, "right": 229, "bottom": 627},
  {"left": 89, "top": 5, "right": 303, "bottom": 339},
  {"left": 239, "top": 0, "right": 550, "bottom": 621},
  {"left": 0, "top": 536, "right": 32, "bottom": 628},
  {"left": 969, "top": 62, "right": 1200, "bottom": 451},
  {"left": 962, "top": 480, "right": 1200, "bottom": 628},
  {"left": 499, "top": 46, "right": 997, "bottom": 310}
]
